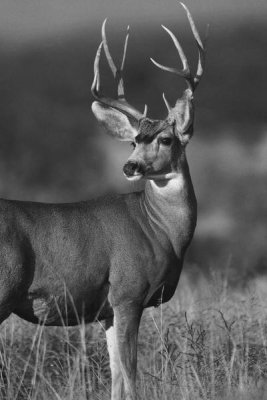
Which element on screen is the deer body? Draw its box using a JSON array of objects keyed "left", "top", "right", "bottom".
[{"left": 0, "top": 162, "right": 196, "bottom": 326}]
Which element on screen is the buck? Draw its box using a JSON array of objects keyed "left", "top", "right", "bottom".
[{"left": 0, "top": 3, "right": 206, "bottom": 400}]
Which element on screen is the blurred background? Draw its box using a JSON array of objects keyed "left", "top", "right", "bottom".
[{"left": 0, "top": 0, "right": 266, "bottom": 285}]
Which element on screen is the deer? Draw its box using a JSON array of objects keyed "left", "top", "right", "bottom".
[{"left": 0, "top": 3, "right": 206, "bottom": 400}]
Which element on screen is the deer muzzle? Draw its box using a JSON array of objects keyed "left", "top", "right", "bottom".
[{"left": 123, "top": 161, "right": 144, "bottom": 178}]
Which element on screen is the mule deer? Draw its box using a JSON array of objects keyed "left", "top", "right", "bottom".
[{"left": 0, "top": 3, "right": 206, "bottom": 400}]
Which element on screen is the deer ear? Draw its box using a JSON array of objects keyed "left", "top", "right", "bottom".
[
  {"left": 92, "top": 101, "right": 138, "bottom": 141},
  {"left": 169, "top": 90, "right": 194, "bottom": 146}
]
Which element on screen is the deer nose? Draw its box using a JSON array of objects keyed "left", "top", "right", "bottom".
[{"left": 123, "top": 161, "right": 141, "bottom": 177}]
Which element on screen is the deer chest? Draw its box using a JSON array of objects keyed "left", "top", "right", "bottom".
[{"left": 143, "top": 252, "right": 183, "bottom": 308}]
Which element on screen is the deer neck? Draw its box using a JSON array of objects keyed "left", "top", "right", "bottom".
[{"left": 141, "top": 156, "right": 197, "bottom": 257}]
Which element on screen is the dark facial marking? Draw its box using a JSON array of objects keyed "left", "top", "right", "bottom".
[
  {"left": 135, "top": 118, "right": 170, "bottom": 144},
  {"left": 158, "top": 137, "right": 173, "bottom": 146}
]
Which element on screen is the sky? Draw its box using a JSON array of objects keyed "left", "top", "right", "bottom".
[{"left": 0, "top": 0, "right": 266, "bottom": 44}]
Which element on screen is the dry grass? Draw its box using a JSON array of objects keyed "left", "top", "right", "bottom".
[{"left": 1, "top": 270, "right": 267, "bottom": 399}]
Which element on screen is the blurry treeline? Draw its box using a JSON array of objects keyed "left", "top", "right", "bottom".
[{"left": 0, "top": 18, "right": 266, "bottom": 282}]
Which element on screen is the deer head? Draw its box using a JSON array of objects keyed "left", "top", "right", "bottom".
[{"left": 91, "top": 2, "right": 207, "bottom": 181}]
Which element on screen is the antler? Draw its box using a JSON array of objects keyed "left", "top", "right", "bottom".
[
  {"left": 150, "top": 2, "right": 208, "bottom": 96},
  {"left": 91, "top": 19, "right": 147, "bottom": 122}
]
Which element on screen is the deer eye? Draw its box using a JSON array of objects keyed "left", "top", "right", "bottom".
[
  {"left": 159, "top": 137, "right": 172, "bottom": 146},
  {"left": 131, "top": 142, "right": 136, "bottom": 149}
]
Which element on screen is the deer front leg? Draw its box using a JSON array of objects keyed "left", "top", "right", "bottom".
[
  {"left": 113, "top": 303, "right": 142, "bottom": 400},
  {"left": 105, "top": 318, "right": 123, "bottom": 400}
]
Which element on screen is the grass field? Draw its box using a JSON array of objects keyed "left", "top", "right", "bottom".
[{"left": 1, "top": 270, "right": 267, "bottom": 400}]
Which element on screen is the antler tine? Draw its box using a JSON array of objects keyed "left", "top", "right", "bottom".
[
  {"left": 101, "top": 19, "right": 117, "bottom": 78},
  {"left": 150, "top": 25, "right": 193, "bottom": 91},
  {"left": 180, "top": 3, "right": 204, "bottom": 51},
  {"left": 194, "top": 23, "right": 209, "bottom": 87},
  {"left": 120, "top": 25, "right": 130, "bottom": 72},
  {"left": 162, "top": 25, "right": 190, "bottom": 75},
  {"left": 91, "top": 41, "right": 104, "bottom": 96},
  {"left": 91, "top": 20, "right": 146, "bottom": 122},
  {"left": 150, "top": 57, "right": 189, "bottom": 79},
  {"left": 143, "top": 104, "right": 148, "bottom": 117},
  {"left": 150, "top": 24, "right": 193, "bottom": 91},
  {"left": 118, "top": 25, "right": 130, "bottom": 98},
  {"left": 162, "top": 92, "right": 171, "bottom": 112},
  {"left": 180, "top": 2, "right": 207, "bottom": 89}
]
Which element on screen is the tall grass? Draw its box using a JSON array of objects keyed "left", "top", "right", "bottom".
[{"left": 0, "top": 271, "right": 267, "bottom": 399}]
